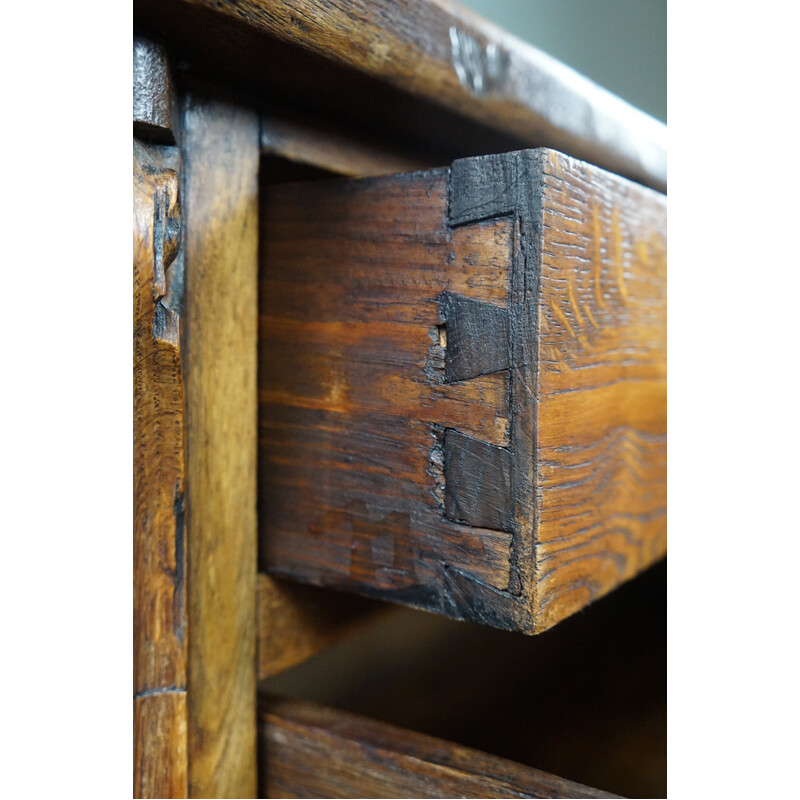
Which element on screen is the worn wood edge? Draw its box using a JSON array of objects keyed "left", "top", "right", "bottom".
[
  {"left": 447, "top": 149, "right": 543, "bottom": 632},
  {"left": 258, "top": 695, "right": 621, "bottom": 799},
  {"left": 183, "top": 93, "right": 259, "bottom": 798},
  {"left": 448, "top": 147, "right": 667, "bottom": 634},
  {"left": 134, "top": 138, "right": 188, "bottom": 798},
  {"left": 156, "top": 0, "right": 665, "bottom": 192}
]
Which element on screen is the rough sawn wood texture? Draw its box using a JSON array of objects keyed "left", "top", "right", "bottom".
[{"left": 259, "top": 147, "right": 666, "bottom": 634}]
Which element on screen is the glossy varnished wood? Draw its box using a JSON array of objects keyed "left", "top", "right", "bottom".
[
  {"left": 133, "top": 139, "right": 187, "bottom": 798},
  {"left": 259, "top": 147, "right": 666, "bottom": 633},
  {"left": 135, "top": 0, "right": 665, "bottom": 191},
  {"left": 182, "top": 95, "right": 259, "bottom": 797},
  {"left": 259, "top": 696, "right": 620, "bottom": 799}
]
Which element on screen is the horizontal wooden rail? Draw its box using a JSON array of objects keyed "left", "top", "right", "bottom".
[
  {"left": 259, "top": 696, "right": 620, "bottom": 798},
  {"left": 135, "top": 0, "right": 666, "bottom": 191}
]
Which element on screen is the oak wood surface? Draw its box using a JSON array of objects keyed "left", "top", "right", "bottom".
[
  {"left": 183, "top": 94, "right": 259, "bottom": 798},
  {"left": 135, "top": 0, "right": 665, "bottom": 192},
  {"left": 259, "top": 147, "right": 666, "bottom": 634},
  {"left": 532, "top": 149, "right": 667, "bottom": 630},
  {"left": 259, "top": 696, "right": 620, "bottom": 799},
  {"left": 133, "top": 139, "right": 187, "bottom": 799},
  {"left": 259, "top": 169, "right": 521, "bottom": 627},
  {"left": 257, "top": 110, "right": 415, "bottom": 681}
]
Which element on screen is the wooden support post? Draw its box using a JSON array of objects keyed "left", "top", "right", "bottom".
[
  {"left": 183, "top": 95, "right": 259, "bottom": 798},
  {"left": 133, "top": 137, "right": 187, "bottom": 798}
]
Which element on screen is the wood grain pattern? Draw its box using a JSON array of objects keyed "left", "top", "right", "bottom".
[
  {"left": 134, "top": 692, "right": 188, "bottom": 798},
  {"left": 183, "top": 95, "right": 259, "bottom": 797},
  {"left": 257, "top": 109, "right": 417, "bottom": 681},
  {"left": 440, "top": 292, "right": 509, "bottom": 382},
  {"left": 259, "top": 172, "right": 521, "bottom": 630},
  {"left": 532, "top": 148, "right": 667, "bottom": 630},
  {"left": 133, "top": 139, "right": 187, "bottom": 799},
  {"left": 259, "top": 696, "right": 620, "bottom": 799},
  {"left": 259, "top": 147, "right": 666, "bottom": 634},
  {"left": 134, "top": 0, "right": 665, "bottom": 191}
]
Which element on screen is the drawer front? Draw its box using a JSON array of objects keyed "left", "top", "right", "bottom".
[{"left": 259, "top": 147, "right": 666, "bottom": 633}]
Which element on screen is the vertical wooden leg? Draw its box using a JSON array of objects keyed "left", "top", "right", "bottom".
[
  {"left": 133, "top": 138, "right": 188, "bottom": 798},
  {"left": 182, "top": 95, "right": 259, "bottom": 798}
]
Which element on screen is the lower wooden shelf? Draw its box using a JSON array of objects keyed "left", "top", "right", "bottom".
[
  {"left": 260, "top": 559, "right": 666, "bottom": 798},
  {"left": 259, "top": 696, "right": 619, "bottom": 799}
]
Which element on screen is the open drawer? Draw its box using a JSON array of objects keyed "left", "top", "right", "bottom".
[{"left": 259, "top": 147, "right": 666, "bottom": 634}]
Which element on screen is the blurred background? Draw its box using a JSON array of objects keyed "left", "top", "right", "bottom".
[{"left": 459, "top": 0, "right": 666, "bottom": 122}]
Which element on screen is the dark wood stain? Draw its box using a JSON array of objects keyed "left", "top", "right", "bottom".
[
  {"left": 444, "top": 429, "right": 512, "bottom": 533},
  {"left": 440, "top": 292, "right": 510, "bottom": 382}
]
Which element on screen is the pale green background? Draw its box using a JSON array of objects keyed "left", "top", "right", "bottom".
[{"left": 458, "top": 0, "right": 666, "bottom": 122}]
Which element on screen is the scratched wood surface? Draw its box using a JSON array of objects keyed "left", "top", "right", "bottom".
[
  {"left": 133, "top": 138, "right": 187, "bottom": 798},
  {"left": 259, "top": 147, "right": 666, "bottom": 634},
  {"left": 135, "top": 0, "right": 665, "bottom": 192},
  {"left": 259, "top": 696, "right": 620, "bottom": 799},
  {"left": 182, "top": 95, "right": 259, "bottom": 797}
]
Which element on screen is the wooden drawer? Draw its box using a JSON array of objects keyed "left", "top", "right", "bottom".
[{"left": 259, "top": 147, "right": 666, "bottom": 634}]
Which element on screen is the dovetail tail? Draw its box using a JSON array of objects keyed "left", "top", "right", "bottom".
[
  {"left": 439, "top": 292, "right": 510, "bottom": 382},
  {"left": 443, "top": 429, "right": 512, "bottom": 533}
]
